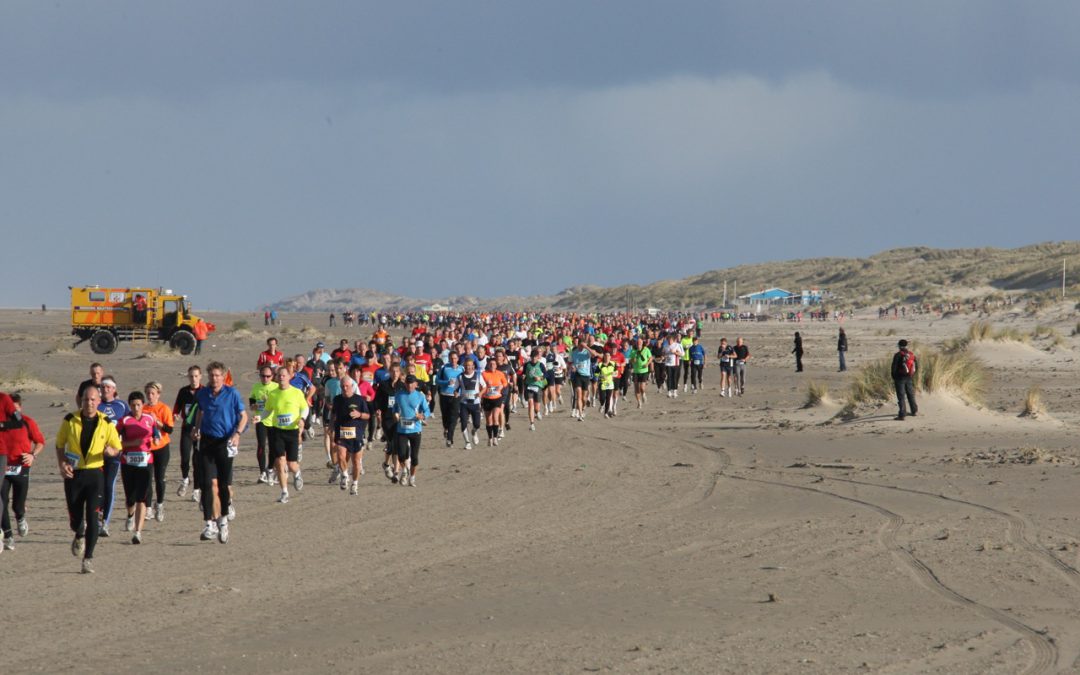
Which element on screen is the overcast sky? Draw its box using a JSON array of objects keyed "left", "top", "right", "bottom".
[{"left": 3, "top": 1, "right": 1079, "bottom": 310}]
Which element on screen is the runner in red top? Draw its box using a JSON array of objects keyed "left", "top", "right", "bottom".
[
  {"left": 257, "top": 337, "right": 286, "bottom": 371},
  {"left": 2, "top": 394, "right": 44, "bottom": 551}
]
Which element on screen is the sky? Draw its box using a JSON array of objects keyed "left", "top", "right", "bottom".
[{"left": 3, "top": 1, "right": 1080, "bottom": 310}]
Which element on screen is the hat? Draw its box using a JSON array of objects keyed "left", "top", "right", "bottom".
[
  {"left": 405, "top": 375, "right": 418, "bottom": 383},
  {"left": 315, "top": 341, "right": 325, "bottom": 348},
  {"left": 898, "top": 339, "right": 908, "bottom": 348}
]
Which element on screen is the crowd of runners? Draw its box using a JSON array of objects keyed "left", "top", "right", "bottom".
[{"left": 0, "top": 312, "right": 756, "bottom": 573}]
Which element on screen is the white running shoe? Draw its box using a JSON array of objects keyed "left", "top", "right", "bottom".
[
  {"left": 192, "top": 488, "right": 201, "bottom": 503},
  {"left": 493, "top": 437, "right": 499, "bottom": 446},
  {"left": 131, "top": 531, "right": 142, "bottom": 545},
  {"left": 81, "top": 558, "right": 94, "bottom": 574},
  {"left": 571, "top": 408, "right": 579, "bottom": 419},
  {"left": 294, "top": 473, "right": 304, "bottom": 491},
  {"left": 227, "top": 504, "right": 236, "bottom": 521},
  {"left": 375, "top": 428, "right": 384, "bottom": 441},
  {"left": 269, "top": 472, "right": 278, "bottom": 485},
  {"left": 3, "top": 536, "right": 13, "bottom": 551},
  {"left": 349, "top": 481, "right": 358, "bottom": 495},
  {"left": 446, "top": 438, "right": 452, "bottom": 448},
  {"left": 257, "top": 470, "right": 269, "bottom": 484},
  {"left": 536, "top": 412, "right": 542, "bottom": 420},
  {"left": 399, "top": 473, "right": 409, "bottom": 487},
  {"left": 684, "top": 383, "right": 689, "bottom": 392},
  {"left": 200, "top": 522, "right": 217, "bottom": 541},
  {"left": 125, "top": 516, "right": 134, "bottom": 532},
  {"left": 176, "top": 477, "right": 189, "bottom": 497},
  {"left": 155, "top": 503, "right": 165, "bottom": 522},
  {"left": 384, "top": 464, "right": 394, "bottom": 480},
  {"left": 218, "top": 520, "right": 229, "bottom": 544},
  {"left": 499, "top": 427, "right": 505, "bottom": 439},
  {"left": 277, "top": 492, "right": 289, "bottom": 504},
  {"left": 339, "top": 472, "right": 348, "bottom": 490},
  {"left": 17, "top": 518, "right": 28, "bottom": 536},
  {"left": 408, "top": 475, "right": 416, "bottom": 487},
  {"left": 464, "top": 441, "right": 473, "bottom": 450},
  {"left": 72, "top": 535, "right": 85, "bottom": 558},
  {"left": 529, "top": 422, "right": 535, "bottom": 431}
]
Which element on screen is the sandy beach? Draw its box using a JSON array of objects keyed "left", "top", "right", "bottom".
[{"left": 2, "top": 306, "right": 1079, "bottom": 674}]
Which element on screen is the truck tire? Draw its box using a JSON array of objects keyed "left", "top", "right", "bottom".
[
  {"left": 89, "top": 330, "right": 118, "bottom": 355},
  {"left": 169, "top": 330, "right": 196, "bottom": 355}
]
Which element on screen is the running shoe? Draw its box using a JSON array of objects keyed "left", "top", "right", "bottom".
[
  {"left": 571, "top": 409, "right": 579, "bottom": 419},
  {"left": 227, "top": 503, "right": 236, "bottom": 521},
  {"left": 200, "top": 523, "right": 217, "bottom": 541},
  {"left": 192, "top": 488, "right": 201, "bottom": 503},
  {"left": 499, "top": 426, "right": 506, "bottom": 438},
  {"left": 17, "top": 518, "right": 28, "bottom": 536},
  {"left": 464, "top": 441, "right": 473, "bottom": 450},
  {"left": 294, "top": 473, "right": 304, "bottom": 491},
  {"left": 325, "top": 459, "right": 334, "bottom": 469},
  {"left": 72, "top": 535, "right": 85, "bottom": 558},
  {"left": 155, "top": 503, "right": 165, "bottom": 522},
  {"left": 391, "top": 472, "right": 399, "bottom": 484},
  {"left": 125, "top": 516, "right": 134, "bottom": 532},
  {"left": 383, "top": 463, "right": 393, "bottom": 480},
  {"left": 100, "top": 523, "right": 110, "bottom": 538},
  {"left": 132, "top": 531, "right": 142, "bottom": 545},
  {"left": 493, "top": 437, "right": 499, "bottom": 446},
  {"left": 176, "top": 477, "right": 189, "bottom": 497},
  {"left": 297, "top": 445, "right": 304, "bottom": 463},
  {"left": 81, "top": 558, "right": 94, "bottom": 574},
  {"left": 329, "top": 467, "right": 339, "bottom": 484},
  {"left": 218, "top": 519, "right": 229, "bottom": 544},
  {"left": 269, "top": 473, "right": 278, "bottom": 486},
  {"left": 400, "top": 473, "right": 409, "bottom": 488},
  {"left": 720, "top": 391, "right": 726, "bottom": 398},
  {"left": 472, "top": 431, "right": 481, "bottom": 445},
  {"left": 408, "top": 475, "right": 416, "bottom": 487},
  {"left": 529, "top": 422, "right": 535, "bottom": 431},
  {"left": 339, "top": 472, "right": 348, "bottom": 490},
  {"left": 257, "top": 471, "right": 269, "bottom": 484},
  {"left": 3, "top": 536, "right": 13, "bottom": 551},
  {"left": 536, "top": 412, "right": 542, "bottom": 421},
  {"left": 349, "top": 481, "right": 358, "bottom": 495},
  {"left": 277, "top": 492, "right": 290, "bottom": 504},
  {"left": 445, "top": 438, "right": 452, "bottom": 448}
]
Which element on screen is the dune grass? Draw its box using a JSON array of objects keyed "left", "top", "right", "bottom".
[
  {"left": 848, "top": 347, "right": 986, "bottom": 406},
  {"left": 231, "top": 320, "right": 250, "bottom": 332},
  {"left": 0, "top": 365, "right": 61, "bottom": 393},
  {"left": 803, "top": 381, "right": 830, "bottom": 408},
  {"left": 1021, "top": 386, "right": 1045, "bottom": 418}
]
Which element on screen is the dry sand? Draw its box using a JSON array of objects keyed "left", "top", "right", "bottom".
[{"left": 1, "top": 306, "right": 1080, "bottom": 674}]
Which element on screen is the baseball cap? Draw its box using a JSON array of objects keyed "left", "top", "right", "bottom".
[
  {"left": 315, "top": 341, "right": 325, "bottom": 348},
  {"left": 405, "top": 375, "right": 418, "bottom": 383},
  {"left": 898, "top": 339, "right": 908, "bottom": 348}
]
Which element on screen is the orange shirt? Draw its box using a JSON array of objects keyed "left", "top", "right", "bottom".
[
  {"left": 144, "top": 401, "right": 174, "bottom": 450},
  {"left": 481, "top": 370, "right": 509, "bottom": 399}
]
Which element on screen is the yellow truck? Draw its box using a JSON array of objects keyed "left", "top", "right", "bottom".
[{"left": 70, "top": 286, "right": 214, "bottom": 355}]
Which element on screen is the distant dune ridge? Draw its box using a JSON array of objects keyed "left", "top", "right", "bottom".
[{"left": 267, "top": 242, "right": 1080, "bottom": 312}]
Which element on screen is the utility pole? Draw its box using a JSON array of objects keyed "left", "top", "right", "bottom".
[
  {"left": 723, "top": 280, "right": 727, "bottom": 306},
  {"left": 1064, "top": 259, "right": 1067, "bottom": 299}
]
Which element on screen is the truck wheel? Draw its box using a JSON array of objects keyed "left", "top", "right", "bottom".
[
  {"left": 169, "top": 330, "right": 196, "bottom": 355},
  {"left": 90, "top": 330, "right": 118, "bottom": 355}
]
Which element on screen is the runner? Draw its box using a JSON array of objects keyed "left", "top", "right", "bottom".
[
  {"left": 248, "top": 365, "right": 278, "bottom": 485},
  {"left": 458, "top": 358, "right": 484, "bottom": 450},
  {"left": 172, "top": 365, "right": 202, "bottom": 500},
  {"left": 688, "top": 336, "right": 706, "bottom": 393},
  {"left": 569, "top": 337, "right": 593, "bottom": 420},
  {"left": 75, "top": 363, "right": 105, "bottom": 405},
  {"left": 376, "top": 364, "right": 406, "bottom": 481},
  {"left": 595, "top": 352, "right": 617, "bottom": 418},
  {"left": 141, "top": 382, "right": 174, "bottom": 522},
  {"left": 662, "top": 334, "right": 684, "bottom": 398},
  {"left": 96, "top": 377, "right": 130, "bottom": 537},
  {"left": 680, "top": 332, "right": 694, "bottom": 392},
  {"left": 495, "top": 349, "right": 517, "bottom": 437},
  {"left": 717, "top": 338, "right": 736, "bottom": 397},
  {"left": 256, "top": 337, "right": 286, "bottom": 371},
  {"left": 522, "top": 349, "right": 547, "bottom": 431},
  {"left": 732, "top": 337, "right": 751, "bottom": 395},
  {"left": 391, "top": 375, "right": 429, "bottom": 486},
  {"left": 1, "top": 394, "right": 44, "bottom": 553},
  {"left": 55, "top": 386, "right": 122, "bottom": 573},
  {"left": 628, "top": 337, "right": 653, "bottom": 408},
  {"left": 192, "top": 362, "right": 248, "bottom": 543},
  {"left": 480, "top": 359, "right": 509, "bottom": 445},
  {"left": 117, "top": 391, "right": 156, "bottom": 544},
  {"left": 543, "top": 345, "right": 566, "bottom": 414},
  {"left": 322, "top": 361, "right": 343, "bottom": 479},
  {"left": 331, "top": 376, "right": 370, "bottom": 495},
  {"left": 434, "top": 351, "right": 464, "bottom": 447},
  {"left": 263, "top": 365, "right": 308, "bottom": 504}
]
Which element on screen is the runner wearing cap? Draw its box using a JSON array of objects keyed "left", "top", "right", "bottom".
[{"left": 1, "top": 394, "right": 44, "bottom": 553}]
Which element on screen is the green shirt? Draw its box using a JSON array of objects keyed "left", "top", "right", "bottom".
[
  {"left": 524, "top": 362, "right": 547, "bottom": 390},
  {"left": 629, "top": 347, "right": 653, "bottom": 375},
  {"left": 680, "top": 337, "right": 693, "bottom": 361},
  {"left": 597, "top": 363, "right": 617, "bottom": 390},
  {"left": 249, "top": 381, "right": 279, "bottom": 425},
  {"left": 263, "top": 386, "right": 308, "bottom": 430}
]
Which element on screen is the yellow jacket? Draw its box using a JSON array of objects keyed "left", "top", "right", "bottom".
[{"left": 55, "top": 412, "right": 122, "bottom": 470}]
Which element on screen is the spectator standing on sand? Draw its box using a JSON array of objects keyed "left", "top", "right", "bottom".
[
  {"left": 891, "top": 339, "right": 918, "bottom": 421},
  {"left": 837, "top": 328, "right": 848, "bottom": 372},
  {"left": 792, "top": 332, "right": 804, "bottom": 372}
]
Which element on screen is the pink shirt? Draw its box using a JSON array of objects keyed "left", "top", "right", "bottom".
[{"left": 118, "top": 414, "right": 156, "bottom": 465}]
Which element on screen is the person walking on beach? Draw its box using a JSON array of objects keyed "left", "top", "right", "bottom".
[
  {"left": 732, "top": 337, "right": 750, "bottom": 395},
  {"left": 792, "top": 332, "right": 804, "bottom": 372},
  {"left": 891, "top": 339, "right": 918, "bottom": 420},
  {"left": 837, "top": 328, "right": 848, "bottom": 372}
]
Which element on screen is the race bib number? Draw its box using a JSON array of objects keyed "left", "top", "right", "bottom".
[
  {"left": 463, "top": 389, "right": 479, "bottom": 402},
  {"left": 447, "top": 378, "right": 457, "bottom": 389},
  {"left": 125, "top": 451, "right": 149, "bottom": 467},
  {"left": 276, "top": 413, "right": 294, "bottom": 427},
  {"left": 340, "top": 426, "right": 357, "bottom": 440},
  {"left": 400, "top": 417, "right": 419, "bottom": 432},
  {"left": 527, "top": 385, "right": 540, "bottom": 393},
  {"left": 387, "top": 396, "right": 396, "bottom": 409},
  {"left": 693, "top": 359, "right": 702, "bottom": 365},
  {"left": 5, "top": 464, "right": 22, "bottom": 476},
  {"left": 487, "top": 386, "right": 502, "bottom": 397},
  {"left": 64, "top": 451, "right": 81, "bottom": 467},
  {"left": 226, "top": 442, "right": 239, "bottom": 458}
]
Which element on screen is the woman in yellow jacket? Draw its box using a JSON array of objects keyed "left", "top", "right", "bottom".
[{"left": 54, "top": 386, "right": 122, "bottom": 574}]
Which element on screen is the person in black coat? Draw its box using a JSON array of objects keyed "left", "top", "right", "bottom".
[
  {"left": 891, "top": 339, "right": 918, "bottom": 420},
  {"left": 792, "top": 332, "right": 804, "bottom": 372},
  {"left": 837, "top": 328, "right": 848, "bottom": 372}
]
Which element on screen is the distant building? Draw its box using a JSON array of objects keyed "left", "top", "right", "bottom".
[
  {"left": 423, "top": 303, "right": 452, "bottom": 312},
  {"left": 738, "top": 288, "right": 828, "bottom": 307}
]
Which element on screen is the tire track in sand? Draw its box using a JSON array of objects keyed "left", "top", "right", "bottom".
[{"left": 726, "top": 473, "right": 1057, "bottom": 675}]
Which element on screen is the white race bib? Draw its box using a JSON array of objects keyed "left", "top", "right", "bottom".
[
  {"left": 125, "top": 451, "right": 149, "bottom": 467},
  {"left": 276, "top": 413, "right": 295, "bottom": 427},
  {"left": 64, "top": 451, "right": 81, "bottom": 467},
  {"left": 387, "top": 396, "right": 396, "bottom": 409},
  {"left": 5, "top": 464, "right": 22, "bottom": 476},
  {"left": 339, "top": 426, "right": 357, "bottom": 440}
]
